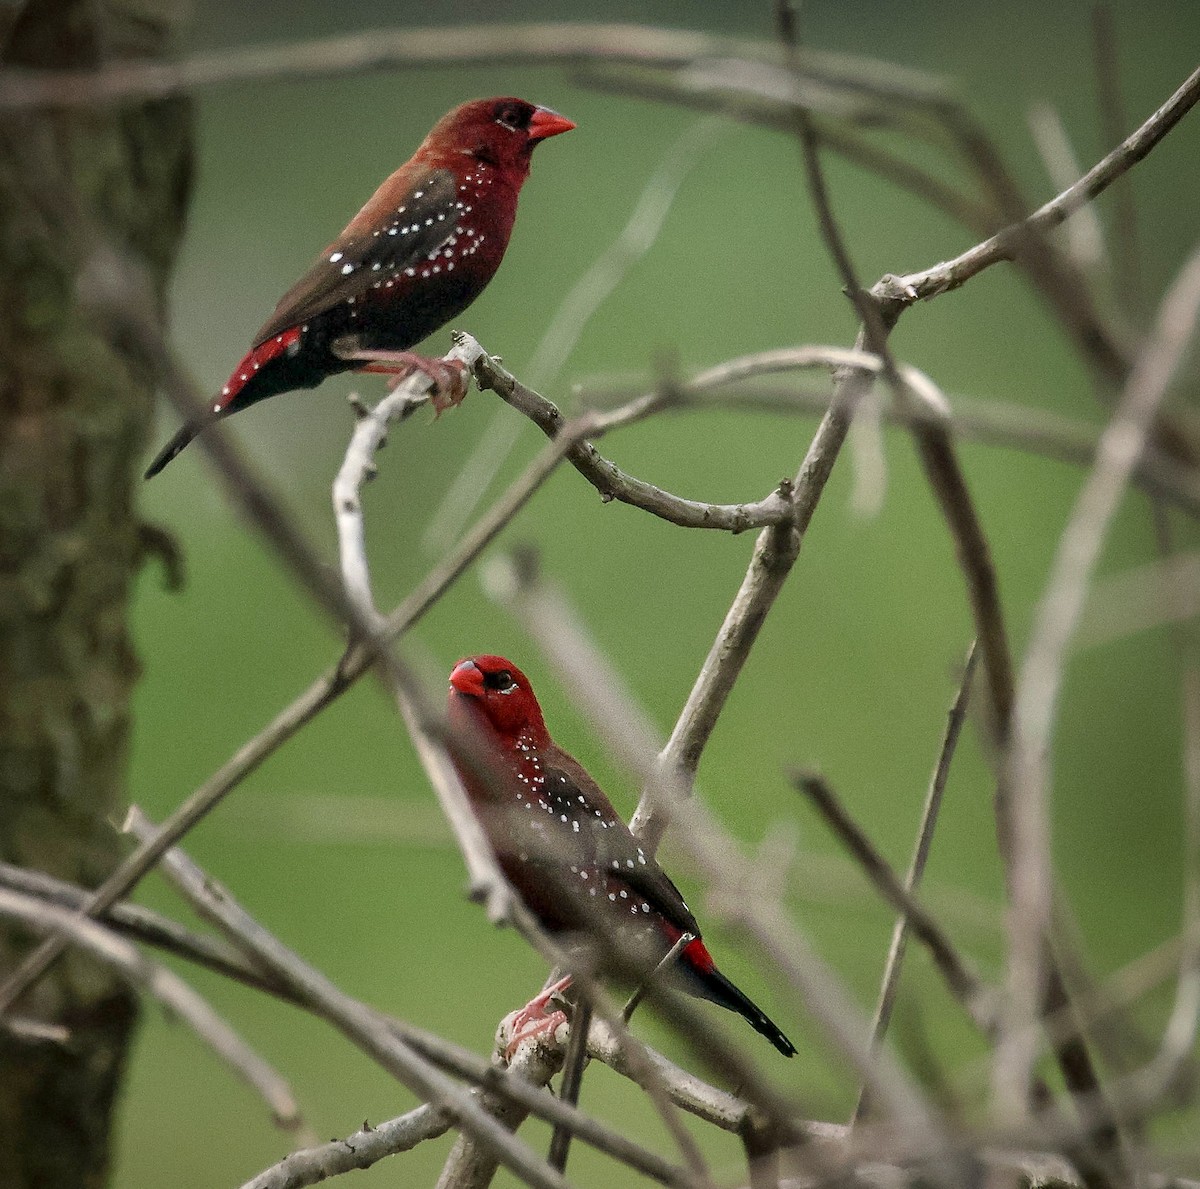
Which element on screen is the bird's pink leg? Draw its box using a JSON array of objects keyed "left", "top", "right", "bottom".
[
  {"left": 343, "top": 348, "right": 470, "bottom": 414},
  {"left": 500, "top": 974, "right": 573, "bottom": 1060}
]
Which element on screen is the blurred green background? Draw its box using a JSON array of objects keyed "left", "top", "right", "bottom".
[{"left": 119, "top": 1, "right": 1200, "bottom": 1185}]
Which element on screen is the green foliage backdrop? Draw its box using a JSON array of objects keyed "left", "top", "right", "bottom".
[{"left": 121, "top": 2, "right": 1200, "bottom": 1184}]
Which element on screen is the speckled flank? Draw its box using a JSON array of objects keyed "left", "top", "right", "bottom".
[{"left": 504, "top": 728, "right": 670, "bottom": 949}]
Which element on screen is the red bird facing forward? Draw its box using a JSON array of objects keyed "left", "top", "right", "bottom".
[
  {"left": 145, "top": 97, "right": 574, "bottom": 478},
  {"left": 448, "top": 654, "right": 796, "bottom": 1058}
]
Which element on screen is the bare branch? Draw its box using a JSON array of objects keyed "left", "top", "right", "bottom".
[
  {"left": 0, "top": 859, "right": 296, "bottom": 1000},
  {"left": 424, "top": 115, "right": 726, "bottom": 553},
  {"left": 471, "top": 348, "right": 796, "bottom": 533},
  {"left": 0, "top": 888, "right": 306, "bottom": 1137},
  {"left": 330, "top": 344, "right": 522, "bottom": 925},
  {"left": 240, "top": 1107, "right": 452, "bottom": 1189},
  {"left": 483, "top": 547, "right": 664, "bottom": 785},
  {"left": 1090, "top": 5, "right": 1143, "bottom": 318},
  {"left": 1028, "top": 104, "right": 1108, "bottom": 283},
  {"left": 874, "top": 64, "right": 1200, "bottom": 312},
  {"left": 791, "top": 771, "right": 993, "bottom": 1033},
  {"left": 854, "top": 644, "right": 979, "bottom": 1124},
  {"left": 0, "top": 24, "right": 948, "bottom": 112},
  {"left": 630, "top": 343, "right": 876, "bottom": 847},
  {"left": 577, "top": 362, "right": 1200, "bottom": 519},
  {"left": 332, "top": 344, "right": 479, "bottom": 626},
  {"left": 996, "top": 244, "right": 1200, "bottom": 1123},
  {"left": 120, "top": 815, "right": 581, "bottom": 1189}
]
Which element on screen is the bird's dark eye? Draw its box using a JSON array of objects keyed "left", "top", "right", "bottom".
[
  {"left": 493, "top": 103, "right": 528, "bottom": 132},
  {"left": 484, "top": 669, "right": 516, "bottom": 692}
]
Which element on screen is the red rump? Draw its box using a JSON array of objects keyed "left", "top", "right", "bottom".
[
  {"left": 446, "top": 654, "right": 796, "bottom": 1057},
  {"left": 682, "top": 936, "right": 716, "bottom": 974},
  {"left": 660, "top": 920, "right": 716, "bottom": 974},
  {"left": 215, "top": 328, "right": 302, "bottom": 413}
]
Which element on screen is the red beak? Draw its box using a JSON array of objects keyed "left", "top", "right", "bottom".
[
  {"left": 528, "top": 106, "right": 576, "bottom": 141},
  {"left": 449, "top": 659, "right": 485, "bottom": 697}
]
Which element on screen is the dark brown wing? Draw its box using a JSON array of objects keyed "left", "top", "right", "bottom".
[
  {"left": 252, "top": 168, "right": 460, "bottom": 345},
  {"left": 540, "top": 755, "right": 703, "bottom": 938}
]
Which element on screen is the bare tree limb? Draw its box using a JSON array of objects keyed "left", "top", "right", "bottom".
[
  {"left": 0, "top": 24, "right": 945, "bottom": 111},
  {"left": 471, "top": 349, "right": 797, "bottom": 533},
  {"left": 121, "top": 810, "right": 579, "bottom": 1189},
  {"left": 0, "top": 860, "right": 297, "bottom": 1000},
  {"left": 995, "top": 244, "right": 1200, "bottom": 1124},
  {"left": 424, "top": 115, "right": 727, "bottom": 554},
  {"left": 240, "top": 1106, "right": 452, "bottom": 1189},
  {"left": 874, "top": 64, "right": 1200, "bottom": 313},
  {"left": 0, "top": 888, "right": 307, "bottom": 1139}
]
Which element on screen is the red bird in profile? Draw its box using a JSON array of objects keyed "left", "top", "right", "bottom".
[
  {"left": 145, "top": 97, "right": 574, "bottom": 478},
  {"left": 447, "top": 654, "right": 796, "bottom": 1057}
]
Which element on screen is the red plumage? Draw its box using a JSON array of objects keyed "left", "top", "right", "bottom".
[
  {"left": 145, "top": 97, "right": 574, "bottom": 478},
  {"left": 447, "top": 654, "right": 796, "bottom": 1057}
]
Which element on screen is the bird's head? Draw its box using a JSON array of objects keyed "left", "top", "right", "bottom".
[
  {"left": 421, "top": 97, "right": 575, "bottom": 177},
  {"left": 448, "top": 654, "right": 549, "bottom": 742}
]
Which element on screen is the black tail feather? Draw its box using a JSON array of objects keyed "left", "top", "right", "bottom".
[
  {"left": 685, "top": 963, "right": 797, "bottom": 1057},
  {"left": 144, "top": 417, "right": 205, "bottom": 479}
]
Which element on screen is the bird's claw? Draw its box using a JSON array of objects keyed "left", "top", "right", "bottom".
[
  {"left": 382, "top": 353, "right": 469, "bottom": 414},
  {"left": 499, "top": 974, "right": 574, "bottom": 1061},
  {"left": 500, "top": 1005, "right": 569, "bottom": 1061}
]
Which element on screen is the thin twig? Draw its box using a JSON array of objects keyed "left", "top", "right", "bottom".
[
  {"left": 873, "top": 63, "right": 1200, "bottom": 314},
  {"left": 483, "top": 546, "right": 664, "bottom": 785},
  {"left": 547, "top": 996, "right": 592, "bottom": 1174},
  {"left": 576, "top": 66, "right": 997, "bottom": 237},
  {"left": 575, "top": 361, "right": 1200, "bottom": 519},
  {"left": 621, "top": 932, "right": 695, "bottom": 1024},
  {"left": 0, "top": 22, "right": 960, "bottom": 113},
  {"left": 791, "top": 770, "right": 992, "bottom": 1032},
  {"left": 1091, "top": 4, "right": 1143, "bottom": 319},
  {"left": 1028, "top": 103, "right": 1108, "bottom": 285},
  {"left": 0, "top": 860, "right": 281, "bottom": 989},
  {"left": 853, "top": 643, "right": 979, "bottom": 1125},
  {"left": 628, "top": 336, "right": 877, "bottom": 847},
  {"left": 1106, "top": 507, "right": 1200, "bottom": 1108},
  {"left": 471, "top": 349, "right": 797, "bottom": 533}
]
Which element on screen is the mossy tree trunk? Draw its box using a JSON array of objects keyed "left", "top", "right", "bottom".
[{"left": 0, "top": 1, "right": 192, "bottom": 1184}]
